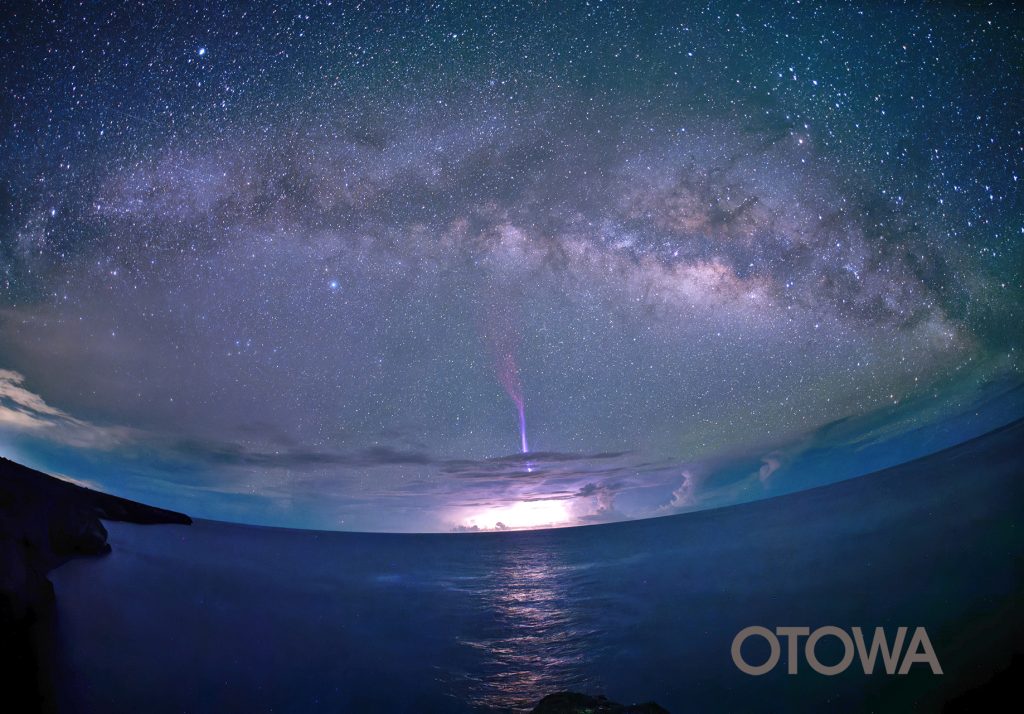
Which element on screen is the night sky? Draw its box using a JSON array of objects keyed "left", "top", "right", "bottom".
[{"left": 2, "top": 1, "right": 1022, "bottom": 532}]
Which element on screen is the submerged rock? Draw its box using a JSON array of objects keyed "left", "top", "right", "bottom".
[{"left": 531, "top": 691, "right": 670, "bottom": 714}]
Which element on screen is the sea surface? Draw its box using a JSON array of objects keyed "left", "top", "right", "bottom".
[{"left": 50, "top": 420, "right": 1024, "bottom": 713}]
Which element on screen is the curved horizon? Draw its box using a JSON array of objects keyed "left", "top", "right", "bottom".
[
  {"left": 2, "top": 0, "right": 1021, "bottom": 533},
  {"left": 27, "top": 404, "right": 1024, "bottom": 535}
]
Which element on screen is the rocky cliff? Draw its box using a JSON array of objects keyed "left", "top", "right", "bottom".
[{"left": 0, "top": 457, "right": 190, "bottom": 712}]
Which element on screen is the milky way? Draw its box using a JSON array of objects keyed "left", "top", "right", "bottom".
[{"left": 1, "top": 1, "right": 1022, "bottom": 531}]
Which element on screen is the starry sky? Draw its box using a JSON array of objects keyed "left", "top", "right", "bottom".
[{"left": 2, "top": 1, "right": 1022, "bottom": 532}]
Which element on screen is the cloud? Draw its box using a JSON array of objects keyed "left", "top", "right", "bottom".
[
  {"left": 451, "top": 523, "right": 482, "bottom": 533},
  {"left": 572, "top": 480, "right": 627, "bottom": 523},
  {"left": 576, "top": 481, "right": 617, "bottom": 510},
  {"left": 758, "top": 454, "right": 783, "bottom": 482},
  {"left": 441, "top": 450, "right": 630, "bottom": 480},
  {"left": 0, "top": 366, "right": 655, "bottom": 524},
  {"left": 0, "top": 368, "right": 70, "bottom": 420},
  {"left": 658, "top": 473, "right": 695, "bottom": 514},
  {"left": 172, "top": 438, "right": 437, "bottom": 469},
  {"left": 0, "top": 369, "right": 133, "bottom": 449}
]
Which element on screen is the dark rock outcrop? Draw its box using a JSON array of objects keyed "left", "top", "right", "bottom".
[
  {"left": 531, "top": 691, "right": 670, "bottom": 714},
  {"left": 0, "top": 457, "right": 191, "bottom": 712}
]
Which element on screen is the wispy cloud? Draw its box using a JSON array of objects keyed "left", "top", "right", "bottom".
[
  {"left": 0, "top": 369, "right": 134, "bottom": 449},
  {"left": 172, "top": 438, "right": 437, "bottom": 469},
  {"left": 758, "top": 454, "right": 784, "bottom": 482}
]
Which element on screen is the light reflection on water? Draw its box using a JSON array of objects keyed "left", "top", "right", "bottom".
[
  {"left": 49, "top": 422, "right": 1024, "bottom": 714},
  {"left": 453, "top": 542, "right": 600, "bottom": 712}
]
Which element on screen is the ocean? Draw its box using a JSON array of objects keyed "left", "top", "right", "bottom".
[{"left": 49, "top": 420, "right": 1024, "bottom": 712}]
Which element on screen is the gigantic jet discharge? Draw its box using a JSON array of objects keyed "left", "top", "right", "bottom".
[{"left": 497, "top": 350, "right": 529, "bottom": 454}]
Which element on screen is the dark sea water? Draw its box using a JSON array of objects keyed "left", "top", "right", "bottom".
[{"left": 50, "top": 421, "right": 1024, "bottom": 713}]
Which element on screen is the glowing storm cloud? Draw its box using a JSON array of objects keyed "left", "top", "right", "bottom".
[{"left": 462, "top": 499, "right": 571, "bottom": 531}]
